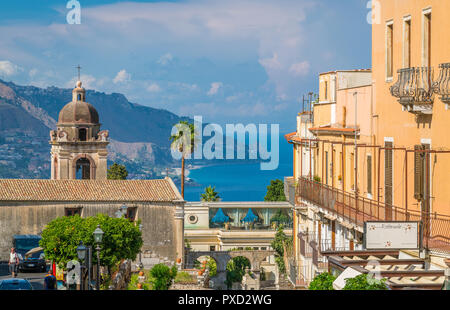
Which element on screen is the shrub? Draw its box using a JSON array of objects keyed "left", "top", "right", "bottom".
[
  {"left": 309, "top": 272, "right": 336, "bottom": 290},
  {"left": 343, "top": 274, "right": 388, "bottom": 290},
  {"left": 150, "top": 264, "right": 177, "bottom": 290}
]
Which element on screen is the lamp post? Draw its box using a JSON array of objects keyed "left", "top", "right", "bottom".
[
  {"left": 138, "top": 224, "right": 144, "bottom": 270},
  {"left": 76, "top": 241, "right": 87, "bottom": 290},
  {"left": 93, "top": 224, "right": 104, "bottom": 290}
]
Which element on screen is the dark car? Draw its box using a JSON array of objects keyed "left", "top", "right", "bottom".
[
  {"left": 0, "top": 278, "right": 33, "bottom": 290},
  {"left": 13, "top": 235, "right": 47, "bottom": 272}
]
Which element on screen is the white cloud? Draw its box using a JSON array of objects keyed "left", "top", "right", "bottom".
[
  {"left": 289, "top": 61, "right": 310, "bottom": 77},
  {"left": 207, "top": 82, "right": 223, "bottom": 96},
  {"left": 66, "top": 74, "right": 103, "bottom": 90},
  {"left": 259, "top": 53, "right": 281, "bottom": 71},
  {"left": 147, "top": 83, "right": 161, "bottom": 92},
  {"left": 113, "top": 69, "right": 131, "bottom": 84},
  {"left": 0, "top": 60, "right": 22, "bottom": 76},
  {"left": 157, "top": 53, "right": 173, "bottom": 65},
  {"left": 29, "top": 68, "right": 38, "bottom": 78}
]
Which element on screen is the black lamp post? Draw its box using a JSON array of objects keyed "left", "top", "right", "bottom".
[
  {"left": 93, "top": 224, "right": 104, "bottom": 290},
  {"left": 76, "top": 241, "right": 87, "bottom": 290},
  {"left": 138, "top": 224, "right": 144, "bottom": 270}
]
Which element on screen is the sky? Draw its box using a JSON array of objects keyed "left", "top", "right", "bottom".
[{"left": 0, "top": 0, "right": 372, "bottom": 131}]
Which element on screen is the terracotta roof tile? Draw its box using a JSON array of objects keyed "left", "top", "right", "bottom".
[{"left": 0, "top": 178, "right": 183, "bottom": 202}]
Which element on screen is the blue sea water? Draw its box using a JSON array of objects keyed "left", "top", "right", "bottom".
[{"left": 184, "top": 134, "right": 293, "bottom": 202}]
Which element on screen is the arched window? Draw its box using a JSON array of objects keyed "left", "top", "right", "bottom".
[
  {"left": 79, "top": 128, "right": 87, "bottom": 141},
  {"left": 75, "top": 158, "right": 91, "bottom": 179},
  {"left": 77, "top": 94, "right": 81, "bottom": 101}
]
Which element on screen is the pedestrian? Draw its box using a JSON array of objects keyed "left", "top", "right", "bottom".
[
  {"left": 8, "top": 247, "right": 19, "bottom": 278},
  {"left": 44, "top": 269, "right": 57, "bottom": 290}
]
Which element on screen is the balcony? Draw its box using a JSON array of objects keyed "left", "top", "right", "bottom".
[
  {"left": 433, "top": 63, "right": 450, "bottom": 109},
  {"left": 295, "top": 177, "right": 450, "bottom": 254},
  {"left": 390, "top": 67, "right": 434, "bottom": 114}
]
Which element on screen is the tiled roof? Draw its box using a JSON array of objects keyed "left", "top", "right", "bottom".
[{"left": 0, "top": 178, "right": 183, "bottom": 202}]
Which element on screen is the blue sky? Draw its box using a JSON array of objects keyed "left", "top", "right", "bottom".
[{"left": 0, "top": 0, "right": 371, "bottom": 131}]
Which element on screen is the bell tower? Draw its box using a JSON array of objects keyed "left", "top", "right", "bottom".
[{"left": 50, "top": 77, "right": 109, "bottom": 180}]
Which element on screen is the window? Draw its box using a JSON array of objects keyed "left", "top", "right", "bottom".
[
  {"left": 77, "top": 94, "right": 81, "bottom": 101},
  {"left": 79, "top": 128, "right": 87, "bottom": 141},
  {"left": 125, "top": 207, "right": 137, "bottom": 221},
  {"left": 403, "top": 17, "right": 411, "bottom": 68},
  {"left": 422, "top": 9, "right": 432, "bottom": 67},
  {"left": 65, "top": 208, "right": 82, "bottom": 217},
  {"left": 209, "top": 246, "right": 215, "bottom": 252},
  {"left": 386, "top": 21, "right": 394, "bottom": 79},
  {"left": 367, "top": 155, "right": 372, "bottom": 195},
  {"left": 325, "top": 151, "right": 329, "bottom": 185},
  {"left": 324, "top": 81, "right": 328, "bottom": 100}
]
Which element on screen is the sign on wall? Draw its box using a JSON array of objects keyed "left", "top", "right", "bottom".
[{"left": 364, "top": 221, "right": 420, "bottom": 250}]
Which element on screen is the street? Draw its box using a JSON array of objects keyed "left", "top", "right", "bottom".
[{"left": 0, "top": 263, "right": 47, "bottom": 290}]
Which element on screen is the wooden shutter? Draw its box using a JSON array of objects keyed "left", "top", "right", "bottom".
[
  {"left": 384, "top": 142, "right": 393, "bottom": 206},
  {"left": 414, "top": 145, "right": 424, "bottom": 200},
  {"left": 367, "top": 155, "right": 372, "bottom": 195}
]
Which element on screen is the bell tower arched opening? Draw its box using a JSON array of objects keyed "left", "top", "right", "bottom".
[{"left": 75, "top": 158, "right": 91, "bottom": 179}]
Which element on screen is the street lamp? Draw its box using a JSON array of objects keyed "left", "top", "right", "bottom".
[
  {"left": 76, "top": 241, "right": 87, "bottom": 290},
  {"left": 138, "top": 224, "right": 144, "bottom": 270},
  {"left": 93, "top": 225, "right": 104, "bottom": 290}
]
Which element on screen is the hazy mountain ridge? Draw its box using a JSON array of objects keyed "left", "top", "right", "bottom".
[{"left": 0, "top": 79, "right": 188, "bottom": 179}]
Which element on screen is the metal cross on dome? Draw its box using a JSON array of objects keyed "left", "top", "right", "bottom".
[{"left": 76, "top": 64, "right": 81, "bottom": 81}]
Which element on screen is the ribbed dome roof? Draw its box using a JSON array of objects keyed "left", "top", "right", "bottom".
[
  {"left": 58, "top": 80, "right": 100, "bottom": 125},
  {"left": 58, "top": 101, "right": 99, "bottom": 124}
]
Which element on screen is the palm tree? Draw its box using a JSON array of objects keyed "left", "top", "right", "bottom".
[
  {"left": 200, "top": 185, "right": 221, "bottom": 202},
  {"left": 169, "top": 121, "right": 196, "bottom": 198}
]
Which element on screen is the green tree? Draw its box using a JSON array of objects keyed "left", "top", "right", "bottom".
[
  {"left": 200, "top": 185, "right": 221, "bottom": 202},
  {"left": 264, "top": 179, "right": 286, "bottom": 201},
  {"left": 225, "top": 256, "right": 251, "bottom": 288},
  {"left": 150, "top": 264, "right": 178, "bottom": 290},
  {"left": 343, "top": 274, "right": 388, "bottom": 290},
  {"left": 40, "top": 214, "right": 142, "bottom": 272},
  {"left": 169, "top": 121, "right": 196, "bottom": 198},
  {"left": 270, "top": 225, "right": 292, "bottom": 274},
  {"left": 309, "top": 272, "right": 336, "bottom": 290},
  {"left": 107, "top": 163, "right": 128, "bottom": 180}
]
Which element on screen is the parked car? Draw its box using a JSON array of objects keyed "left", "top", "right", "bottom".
[
  {"left": 0, "top": 278, "right": 33, "bottom": 290},
  {"left": 13, "top": 235, "right": 47, "bottom": 272}
]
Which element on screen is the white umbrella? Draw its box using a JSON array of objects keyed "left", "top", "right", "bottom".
[{"left": 25, "top": 247, "right": 44, "bottom": 258}]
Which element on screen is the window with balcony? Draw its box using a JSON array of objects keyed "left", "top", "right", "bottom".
[
  {"left": 403, "top": 17, "right": 411, "bottom": 68},
  {"left": 422, "top": 9, "right": 431, "bottom": 67},
  {"left": 386, "top": 21, "right": 394, "bottom": 80}
]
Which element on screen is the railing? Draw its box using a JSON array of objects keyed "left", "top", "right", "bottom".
[
  {"left": 433, "top": 63, "right": 450, "bottom": 103},
  {"left": 284, "top": 177, "right": 296, "bottom": 205},
  {"left": 390, "top": 67, "right": 435, "bottom": 106},
  {"left": 296, "top": 177, "right": 450, "bottom": 254}
]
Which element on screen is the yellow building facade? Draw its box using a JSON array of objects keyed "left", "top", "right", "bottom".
[{"left": 373, "top": 0, "right": 450, "bottom": 221}]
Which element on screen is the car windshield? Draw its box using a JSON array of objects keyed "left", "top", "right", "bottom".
[
  {"left": 0, "top": 280, "right": 32, "bottom": 290},
  {"left": 15, "top": 239, "right": 40, "bottom": 251}
]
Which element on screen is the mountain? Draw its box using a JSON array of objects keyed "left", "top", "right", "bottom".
[{"left": 0, "top": 79, "right": 190, "bottom": 179}]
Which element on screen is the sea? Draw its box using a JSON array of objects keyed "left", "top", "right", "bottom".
[{"left": 184, "top": 134, "right": 293, "bottom": 202}]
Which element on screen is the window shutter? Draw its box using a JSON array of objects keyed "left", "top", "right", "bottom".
[
  {"left": 414, "top": 145, "right": 424, "bottom": 200},
  {"left": 367, "top": 155, "right": 372, "bottom": 195},
  {"left": 384, "top": 142, "right": 393, "bottom": 206}
]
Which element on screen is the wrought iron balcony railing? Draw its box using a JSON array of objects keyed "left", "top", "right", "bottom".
[
  {"left": 433, "top": 63, "right": 450, "bottom": 105},
  {"left": 390, "top": 67, "right": 434, "bottom": 114}
]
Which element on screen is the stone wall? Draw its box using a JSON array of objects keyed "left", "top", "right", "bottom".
[{"left": 0, "top": 201, "right": 180, "bottom": 263}]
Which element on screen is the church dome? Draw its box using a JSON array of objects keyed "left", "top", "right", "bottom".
[{"left": 58, "top": 81, "right": 100, "bottom": 124}]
